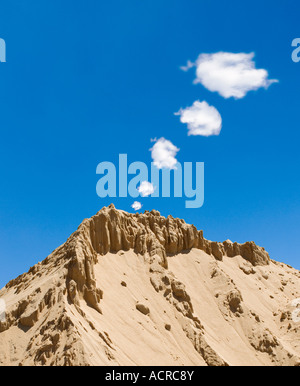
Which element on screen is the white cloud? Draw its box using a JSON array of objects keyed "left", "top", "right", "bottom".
[
  {"left": 180, "top": 60, "right": 194, "bottom": 72},
  {"left": 175, "top": 100, "right": 222, "bottom": 137},
  {"left": 138, "top": 181, "right": 155, "bottom": 197},
  {"left": 131, "top": 201, "right": 142, "bottom": 211},
  {"left": 183, "top": 52, "right": 278, "bottom": 99},
  {"left": 150, "top": 138, "right": 179, "bottom": 169}
]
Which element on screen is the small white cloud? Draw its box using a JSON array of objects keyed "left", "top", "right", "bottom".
[
  {"left": 183, "top": 52, "right": 278, "bottom": 99},
  {"left": 150, "top": 138, "right": 179, "bottom": 169},
  {"left": 131, "top": 201, "right": 142, "bottom": 211},
  {"left": 138, "top": 181, "right": 155, "bottom": 197},
  {"left": 180, "top": 60, "right": 194, "bottom": 72},
  {"left": 175, "top": 100, "right": 222, "bottom": 137}
]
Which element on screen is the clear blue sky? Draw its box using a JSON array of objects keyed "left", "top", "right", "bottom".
[{"left": 0, "top": 0, "right": 299, "bottom": 288}]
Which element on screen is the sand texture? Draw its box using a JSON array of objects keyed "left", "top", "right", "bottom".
[{"left": 0, "top": 204, "right": 299, "bottom": 366}]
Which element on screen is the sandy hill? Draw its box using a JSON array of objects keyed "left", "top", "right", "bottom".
[{"left": 0, "top": 204, "right": 299, "bottom": 366}]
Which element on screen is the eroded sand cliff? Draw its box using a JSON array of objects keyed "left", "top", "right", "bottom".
[{"left": 0, "top": 205, "right": 299, "bottom": 366}]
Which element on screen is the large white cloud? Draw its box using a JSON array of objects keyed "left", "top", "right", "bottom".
[
  {"left": 138, "top": 181, "right": 155, "bottom": 197},
  {"left": 175, "top": 100, "right": 222, "bottom": 137},
  {"left": 150, "top": 137, "right": 179, "bottom": 169},
  {"left": 182, "top": 52, "right": 278, "bottom": 99}
]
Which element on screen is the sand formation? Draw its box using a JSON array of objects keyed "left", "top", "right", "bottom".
[{"left": 0, "top": 204, "right": 299, "bottom": 366}]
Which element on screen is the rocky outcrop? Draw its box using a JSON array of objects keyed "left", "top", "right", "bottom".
[{"left": 86, "top": 204, "right": 270, "bottom": 266}]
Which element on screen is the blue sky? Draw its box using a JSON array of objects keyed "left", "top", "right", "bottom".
[{"left": 0, "top": 0, "right": 299, "bottom": 288}]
